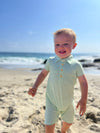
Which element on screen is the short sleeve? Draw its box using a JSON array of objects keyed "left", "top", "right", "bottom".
[
  {"left": 76, "top": 62, "right": 84, "bottom": 77},
  {"left": 44, "top": 58, "right": 50, "bottom": 71}
]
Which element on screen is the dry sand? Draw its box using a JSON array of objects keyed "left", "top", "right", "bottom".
[{"left": 0, "top": 68, "right": 100, "bottom": 133}]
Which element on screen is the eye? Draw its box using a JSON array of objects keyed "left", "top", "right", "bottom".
[
  {"left": 55, "top": 44, "right": 60, "bottom": 47},
  {"left": 63, "top": 43, "right": 68, "bottom": 46}
]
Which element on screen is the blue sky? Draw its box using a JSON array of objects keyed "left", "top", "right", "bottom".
[{"left": 0, "top": 0, "right": 100, "bottom": 53}]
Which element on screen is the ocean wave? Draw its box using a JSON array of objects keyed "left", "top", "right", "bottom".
[
  {"left": 0, "top": 52, "right": 100, "bottom": 71},
  {"left": 0, "top": 57, "right": 44, "bottom": 65}
]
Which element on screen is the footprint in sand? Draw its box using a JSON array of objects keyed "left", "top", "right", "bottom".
[
  {"left": 24, "top": 78, "right": 32, "bottom": 81},
  {"left": 28, "top": 107, "right": 45, "bottom": 132},
  {"left": 86, "top": 112, "right": 97, "bottom": 123},
  {"left": 90, "top": 124, "right": 100, "bottom": 132},
  {"left": 0, "top": 106, "right": 18, "bottom": 127}
]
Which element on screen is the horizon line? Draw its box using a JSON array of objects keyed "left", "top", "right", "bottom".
[{"left": 0, "top": 51, "right": 100, "bottom": 55}]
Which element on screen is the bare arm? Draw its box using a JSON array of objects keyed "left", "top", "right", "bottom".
[
  {"left": 76, "top": 74, "right": 88, "bottom": 116},
  {"left": 32, "top": 69, "right": 49, "bottom": 89},
  {"left": 28, "top": 69, "right": 49, "bottom": 97}
]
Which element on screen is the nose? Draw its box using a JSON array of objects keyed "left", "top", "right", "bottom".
[
  {"left": 60, "top": 45, "right": 63, "bottom": 47},
  {"left": 59, "top": 45, "right": 65, "bottom": 48}
]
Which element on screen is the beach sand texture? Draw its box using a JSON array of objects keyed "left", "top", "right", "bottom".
[{"left": 0, "top": 68, "right": 100, "bottom": 133}]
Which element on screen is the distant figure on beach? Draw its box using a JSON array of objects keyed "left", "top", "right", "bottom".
[{"left": 28, "top": 28, "right": 88, "bottom": 133}]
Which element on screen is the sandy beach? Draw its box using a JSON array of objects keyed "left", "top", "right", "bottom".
[{"left": 0, "top": 68, "right": 100, "bottom": 133}]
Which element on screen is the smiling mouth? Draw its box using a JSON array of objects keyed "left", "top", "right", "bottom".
[{"left": 59, "top": 51, "right": 66, "bottom": 54}]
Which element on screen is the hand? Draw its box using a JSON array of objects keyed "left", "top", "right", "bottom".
[
  {"left": 76, "top": 99, "right": 86, "bottom": 116},
  {"left": 28, "top": 87, "right": 37, "bottom": 97}
]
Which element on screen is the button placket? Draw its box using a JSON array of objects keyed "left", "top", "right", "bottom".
[
  {"left": 60, "top": 75, "right": 62, "bottom": 78},
  {"left": 61, "top": 69, "right": 63, "bottom": 71},
  {"left": 60, "top": 62, "right": 65, "bottom": 78}
]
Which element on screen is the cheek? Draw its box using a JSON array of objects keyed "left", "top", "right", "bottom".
[
  {"left": 65, "top": 46, "right": 72, "bottom": 51},
  {"left": 55, "top": 47, "right": 57, "bottom": 53},
  {"left": 55, "top": 46, "right": 58, "bottom": 51},
  {"left": 55, "top": 47, "right": 59, "bottom": 55}
]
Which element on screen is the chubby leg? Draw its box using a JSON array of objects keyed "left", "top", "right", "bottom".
[
  {"left": 45, "top": 124, "right": 55, "bottom": 133},
  {"left": 61, "top": 121, "right": 72, "bottom": 133},
  {"left": 61, "top": 103, "right": 74, "bottom": 133},
  {"left": 45, "top": 96, "right": 58, "bottom": 133}
]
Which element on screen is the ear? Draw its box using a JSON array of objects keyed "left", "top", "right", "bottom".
[{"left": 72, "top": 43, "right": 77, "bottom": 49}]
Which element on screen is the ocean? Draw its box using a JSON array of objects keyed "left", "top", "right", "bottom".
[{"left": 0, "top": 52, "right": 100, "bottom": 74}]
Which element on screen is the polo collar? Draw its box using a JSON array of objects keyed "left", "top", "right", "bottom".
[{"left": 55, "top": 55, "right": 73, "bottom": 64}]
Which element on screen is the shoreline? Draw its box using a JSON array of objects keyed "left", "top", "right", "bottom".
[
  {"left": 0, "top": 68, "right": 100, "bottom": 133},
  {"left": 0, "top": 65, "right": 100, "bottom": 76}
]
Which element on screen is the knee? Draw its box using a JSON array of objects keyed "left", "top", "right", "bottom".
[
  {"left": 45, "top": 124, "right": 55, "bottom": 133},
  {"left": 61, "top": 122, "right": 72, "bottom": 133}
]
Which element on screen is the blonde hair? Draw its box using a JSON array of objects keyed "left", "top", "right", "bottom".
[{"left": 54, "top": 28, "right": 76, "bottom": 44}]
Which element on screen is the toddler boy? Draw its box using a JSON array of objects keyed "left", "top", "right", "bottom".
[{"left": 28, "top": 28, "right": 88, "bottom": 133}]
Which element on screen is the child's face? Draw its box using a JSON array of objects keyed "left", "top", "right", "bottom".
[{"left": 54, "top": 33, "right": 77, "bottom": 59}]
